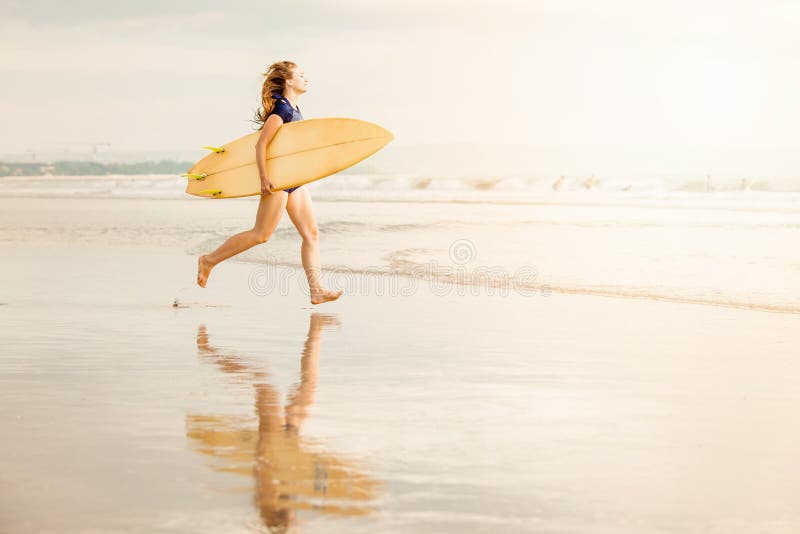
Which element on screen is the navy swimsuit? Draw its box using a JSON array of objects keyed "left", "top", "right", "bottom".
[{"left": 268, "top": 93, "right": 303, "bottom": 194}]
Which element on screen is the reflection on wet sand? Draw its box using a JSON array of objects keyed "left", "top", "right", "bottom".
[{"left": 186, "top": 314, "right": 381, "bottom": 531}]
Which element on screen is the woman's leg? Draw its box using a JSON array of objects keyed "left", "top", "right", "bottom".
[
  {"left": 285, "top": 187, "right": 343, "bottom": 304},
  {"left": 197, "top": 192, "right": 288, "bottom": 287}
]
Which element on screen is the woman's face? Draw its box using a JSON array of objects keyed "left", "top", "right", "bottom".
[{"left": 288, "top": 67, "right": 308, "bottom": 94}]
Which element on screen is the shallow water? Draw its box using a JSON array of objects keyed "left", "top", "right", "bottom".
[
  {"left": 1, "top": 194, "right": 798, "bottom": 313},
  {"left": 2, "top": 188, "right": 800, "bottom": 532},
  {"left": 2, "top": 241, "right": 800, "bottom": 533}
]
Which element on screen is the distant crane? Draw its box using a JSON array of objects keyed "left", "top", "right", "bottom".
[{"left": 58, "top": 141, "right": 111, "bottom": 160}]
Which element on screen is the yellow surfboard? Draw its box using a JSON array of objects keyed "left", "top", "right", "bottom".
[{"left": 184, "top": 117, "right": 393, "bottom": 199}]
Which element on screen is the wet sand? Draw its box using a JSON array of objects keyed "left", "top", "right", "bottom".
[{"left": 2, "top": 239, "right": 799, "bottom": 533}]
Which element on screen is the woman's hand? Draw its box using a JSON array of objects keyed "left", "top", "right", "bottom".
[{"left": 260, "top": 177, "right": 275, "bottom": 196}]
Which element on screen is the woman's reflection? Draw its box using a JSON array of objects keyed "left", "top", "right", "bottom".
[{"left": 186, "top": 314, "right": 380, "bottom": 532}]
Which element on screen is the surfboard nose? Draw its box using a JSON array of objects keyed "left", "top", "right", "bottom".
[{"left": 356, "top": 120, "right": 394, "bottom": 141}]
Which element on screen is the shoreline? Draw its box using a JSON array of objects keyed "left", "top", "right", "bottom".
[{"left": 2, "top": 239, "right": 796, "bottom": 316}]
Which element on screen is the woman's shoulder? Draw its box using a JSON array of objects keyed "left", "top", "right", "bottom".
[{"left": 268, "top": 97, "right": 294, "bottom": 122}]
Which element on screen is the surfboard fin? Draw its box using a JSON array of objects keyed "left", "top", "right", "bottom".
[
  {"left": 201, "top": 145, "right": 226, "bottom": 153},
  {"left": 182, "top": 173, "right": 207, "bottom": 181},
  {"left": 198, "top": 189, "right": 223, "bottom": 197}
]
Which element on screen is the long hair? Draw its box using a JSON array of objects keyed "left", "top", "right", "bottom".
[{"left": 252, "top": 60, "right": 297, "bottom": 130}]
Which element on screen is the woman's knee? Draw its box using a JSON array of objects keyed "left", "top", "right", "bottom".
[
  {"left": 252, "top": 229, "right": 273, "bottom": 244},
  {"left": 301, "top": 226, "right": 319, "bottom": 243}
]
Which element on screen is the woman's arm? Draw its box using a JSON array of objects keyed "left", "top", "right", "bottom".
[{"left": 255, "top": 114, "right": 284, "bottom": 194}]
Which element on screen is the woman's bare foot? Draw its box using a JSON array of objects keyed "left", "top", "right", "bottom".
[
  {"left": 197, "top": 255, "right": 213, "bottom": 288},
  {"left": 310, "top": 288, "right": 343, "bottom": 305}
]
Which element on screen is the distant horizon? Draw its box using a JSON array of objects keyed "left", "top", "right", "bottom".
[{"left": 3, "top": 142, "right": 799, "bottom": 180}]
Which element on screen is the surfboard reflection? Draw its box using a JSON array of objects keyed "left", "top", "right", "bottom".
[{"left": 186, "top": 315, "right": 381, "bottom": 530}]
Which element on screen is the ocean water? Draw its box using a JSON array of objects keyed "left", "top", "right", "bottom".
[
  {"left": 0, "top": 174, "right": 797, "bottom": 314},
  {"left": 2, "top": 177, "right": 800, "bottom": 533},
  {"left": 2, "top": 172, "right": 800, "bottom": 200}
]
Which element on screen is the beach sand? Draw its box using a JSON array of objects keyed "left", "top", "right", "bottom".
[{"left": 1, "top": 196, "right": 799, "bottom": 533}]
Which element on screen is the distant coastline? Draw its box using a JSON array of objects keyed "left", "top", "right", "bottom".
[{"left": 0, "top": 160, "right": 194, "bottom": 177}]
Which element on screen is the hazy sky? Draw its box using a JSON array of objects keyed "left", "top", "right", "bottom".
[{"left": 1, "top": 0, "right": 798, "bottom": 161}]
